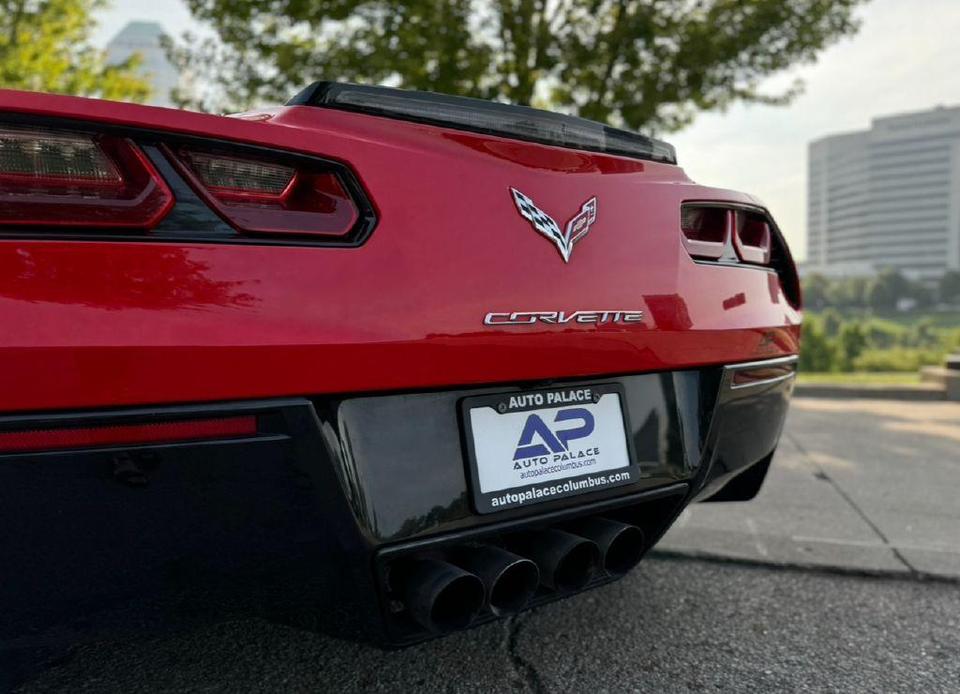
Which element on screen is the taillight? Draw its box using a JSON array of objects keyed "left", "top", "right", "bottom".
[
  {"left": 0, "top": 125, "right": 173, "bottom": 228},
  {"left": 680, "top": 205, "right": 728, "bottom": 260},
  {"left": 680, "top": 202, "right": 800, "bottom": 309},
  {"left": 171, "top": 147, "right": 360, "bottom": 237},
  {"left": 733, "top": 210, "right": 771, "bottom": 265}
]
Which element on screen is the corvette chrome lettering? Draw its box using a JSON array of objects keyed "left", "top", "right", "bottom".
[{"left": 483, "top": 310, "right": 644, "bottom": 326}]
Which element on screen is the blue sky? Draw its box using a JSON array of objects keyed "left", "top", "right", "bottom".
[{"left": 93, "top": 0, "right": 960, "bottom": 261}]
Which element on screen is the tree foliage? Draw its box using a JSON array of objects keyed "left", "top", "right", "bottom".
[
  {"left": 798, "top": 316, "right": 835, "bottom": 372},
  {"left": 940, "top": 270, "right": 960, "bottom": 304},
  {"left": 800, "top": 270, "right": 960, "bottom": 312},
  {"left": 172, "top": 0, "right": 864, "bottom": 129},
  {"left": 866, "top": 268, "right": 910, "bottom": 312},
  {"left": 800, "top": 312, "right": 959, "bottom": 374},
  {"left": 0, "top": 0, "right": 151, "bottom": 101}
]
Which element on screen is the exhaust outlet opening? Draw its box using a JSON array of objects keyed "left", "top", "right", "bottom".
[
  {"left": 553, "top": 541, "right": 599, "bottom": 591},
  {"left": 489, "top": 558, "right": 540, "bottom": 615},
  {"left": 602, "top": 524, "right": 645, "bottom": 575},
  {"left": 449, "top": 545, "right": 539, "bottom": 616},
  {"left": 396, "top": 558, "right": 485, "bottom": 633},
  {"left": 509, "top": 529, "right": 600, "bottom": 592},
  {"left": 567, "top": 517, "right": 646, "bottom": 577},
  {"left": 430, "top": 574, "right": 485, "bottom": 631}
]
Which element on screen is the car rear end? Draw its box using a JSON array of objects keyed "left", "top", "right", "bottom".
[{"left": 0, "top": 85, "right": 800, "bottom": 645}]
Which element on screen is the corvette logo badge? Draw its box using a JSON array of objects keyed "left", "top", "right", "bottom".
[{"left": 510, "top": 188, "right": 598, "bottom": 262}]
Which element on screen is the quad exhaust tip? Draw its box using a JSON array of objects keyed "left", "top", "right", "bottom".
[
  {"left": 396, "top": 558, "right": 485, "bottom": 633},
  {"left": 451, "top": 545, "right": 540, "bottom": 616},
  {"left": 389, "top": 517, "right": 647, "bottom": 635},
  {"left": 567, "top": 517, "right": 646, "bottom": 576},
  {"left": 510, "top": 528, "right": 601, "bottom": 592}
]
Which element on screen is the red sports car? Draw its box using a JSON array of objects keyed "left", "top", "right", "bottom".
[{"left": 0, "top": 84, "right": 800, "bottom": 645}]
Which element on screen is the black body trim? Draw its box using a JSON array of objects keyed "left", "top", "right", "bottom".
[{"left": 0, "top": 358, "right": 795, "bottom": 646}]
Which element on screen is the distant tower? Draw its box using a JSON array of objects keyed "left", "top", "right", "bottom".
[
  {"left": 105, "top": 21, "right": 179, "bottom": 107},
  {"left": 806, "top": 105, "right": 960, "bottom": 282}
]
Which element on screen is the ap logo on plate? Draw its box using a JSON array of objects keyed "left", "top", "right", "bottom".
[{"left": 513, "top": 407, "right": 595, "bottom": 460}]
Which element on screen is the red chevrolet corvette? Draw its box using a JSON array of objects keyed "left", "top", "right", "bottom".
[{"left": 0, "top": 84, "right": 800, "bottom": 645}]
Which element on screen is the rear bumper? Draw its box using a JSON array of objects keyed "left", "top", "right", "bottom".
[{"left": 0, "top": 357, "right": 795, "bottom": 645}]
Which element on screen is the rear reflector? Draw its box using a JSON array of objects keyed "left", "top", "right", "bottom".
[
  {"left": 0, "top": 415, "right": 257, "bottom": 453},
  {"left": 732, "top": 364, "right": 796, "bottom": 387},
  {"left": 288, "top": 82, "right": 677, "bottom": 165},
  {"left": 172, "top": 147, "right": 359, "bottom": 237},
  {"left": 0, "top": 125, "right": 173, "bottom": 228}
]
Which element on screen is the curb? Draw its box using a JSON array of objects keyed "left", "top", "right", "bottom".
[{"left": 794, "top": 383, "right": 946, "bottom": 401}]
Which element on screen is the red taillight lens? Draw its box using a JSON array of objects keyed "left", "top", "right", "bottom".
[
  {"left": 680, "top": 205, "right": 728, "bottom": 259},
  {"left": 0, "top": 126, "right": 173, "bottom": 228},
  {"left": 173, "top": 147, "right": 360, "bottom": 237},
  {"left": 733, "top": 210, "right": 772, "bottom": 265},
  {"left": 0, "top": 415, "right": 257, "bottom": 454}
]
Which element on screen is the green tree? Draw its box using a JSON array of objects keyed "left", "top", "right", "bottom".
[
  {"left": 866, "top": 268, "right": 910, "bottom": 312},
  {"left": 798, "top": 316, "right": 836, "bottom": 372},
  {"left": 0, "top": 0, "right": 151, "bottom": 101},
  {"left": 821, "top": 307, "right": 842, "bottom": 336},
  {"left": 802, "top": 273, "right": 831, "bottom": 310},
  {"left": 837, "top": 322, "right": 866, "bottom": 370},
  {"left": 824, "top": 275, "right": 868, "bottom": 309},
  {"left": 173, "top": 0, "right": 865, "bottom": 127},
  {"left": 940, "top": 270, "right": 960, "bottom": 304},
  {"left": 864, "top": 319, "right": 899, "bottom": 349},
  {"left": 910, "top": 318, "right": 938, "bottom": 349}
]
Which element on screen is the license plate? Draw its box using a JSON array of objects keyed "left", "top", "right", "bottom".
[{"left": 462, "top": 384, "right": 637, "bottom": 514}]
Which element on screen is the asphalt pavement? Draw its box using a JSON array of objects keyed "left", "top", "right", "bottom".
[{"left": 6, "top": 396, "right": 960, "bottom": 693}]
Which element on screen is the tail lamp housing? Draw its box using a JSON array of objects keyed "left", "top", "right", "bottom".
[
  {"left": 680, "top": 204, "right": 773, "bottom": 265},
  {"left": 0, "top": 121, "right": 373, "bottom": 243},
  {"left": 680, "top": 202, "right": 800, "bottom": 308},
  {"left": 0, "top": 125, "right": 173, "bottom": 228},
  {"left": 169, "top": 146, "right": 361, "bottom": 237}
]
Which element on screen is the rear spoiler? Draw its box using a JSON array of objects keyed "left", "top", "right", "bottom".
[{"left": 287, "top": 82, "right": 677, "bottom": 165}]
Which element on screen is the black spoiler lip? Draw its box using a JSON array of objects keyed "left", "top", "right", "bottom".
[{"left": 287, "top": 81, "right": 677, "bottom": 166}]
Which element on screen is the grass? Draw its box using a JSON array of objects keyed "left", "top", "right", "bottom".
[
  {"left": 868, "top": 310, "right": 960, "bottom": 328},
  {"left": 797, "top": 371, "right": 923, "bottom": 386},
  {"left": 806, "top": 309, "right": 960, "bottom": 329}
]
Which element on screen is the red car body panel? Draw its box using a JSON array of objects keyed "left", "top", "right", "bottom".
[
  {"left": 0, "top": 87, "right": 802, "bottom": 649},
  {"left": 0, "top": 90, "right": 799, "bottom": 414}
]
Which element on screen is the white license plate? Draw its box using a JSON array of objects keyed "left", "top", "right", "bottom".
[{"left": 462, "top": 384, "right": 637, "bottom": 513}]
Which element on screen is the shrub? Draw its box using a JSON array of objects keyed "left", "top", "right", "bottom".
[
  {"left": 852, "top": 348, "right": 945, "bottom": 372},
  {"left": 863, "top": 320, "right": 903, "bottom": 349},
  {"left": 837, "top": 323, "right": 867, "bottom": 370},
  {"left": 798, "top": 317, "right": 837, "bottom": 372}
]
